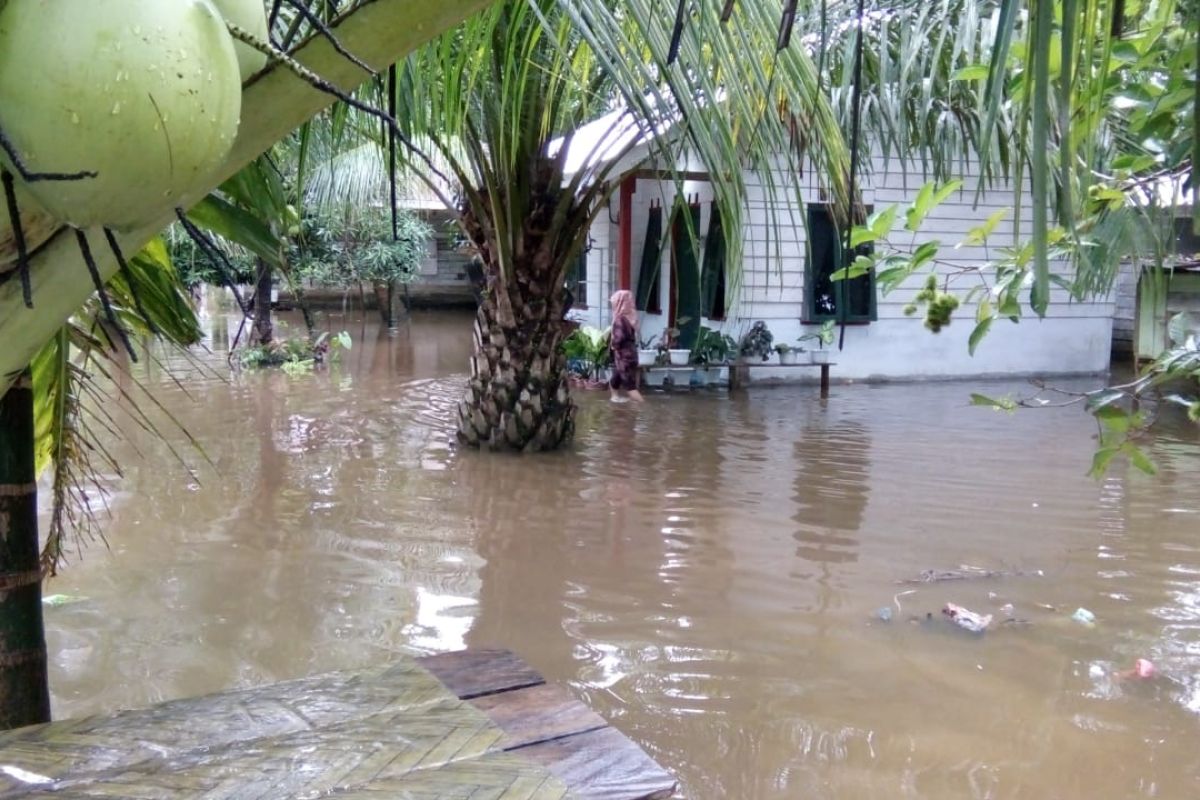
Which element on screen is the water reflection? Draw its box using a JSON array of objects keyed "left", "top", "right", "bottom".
[{"left": 40, "top": 312, "right": 1200, "bottom": 799}]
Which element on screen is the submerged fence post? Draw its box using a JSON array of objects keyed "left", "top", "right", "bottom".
[{"left": 0, "top": 369, "right": 50, "bottom": 729}]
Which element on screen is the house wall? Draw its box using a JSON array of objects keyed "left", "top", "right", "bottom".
[
  {"left": 578, "top": 155, "right": 1115, "bottom": 381},
  {"left": 406, "top": 210, "right": 476, "bottom": 307}
]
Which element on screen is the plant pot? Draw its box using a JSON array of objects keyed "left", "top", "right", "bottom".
[
  {"left": 637, "top": 349, "right": 657, "bottom": 367},
  {"left": 811, "top": 350, "right": 831, "bottom": 364},
  {"left": 778, "top": 350, "right": 797, "bottom": 365},
  {"left": 669, "top": 349, "right": 690, "bottom": 366}
]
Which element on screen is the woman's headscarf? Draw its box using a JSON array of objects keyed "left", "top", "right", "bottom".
[{"left": 610, "top": 289, "right": 637, "bottom": 329}]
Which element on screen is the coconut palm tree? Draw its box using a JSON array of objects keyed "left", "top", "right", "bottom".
[{"left": 386, "top": 0, "right": 853, "bottom": 450}]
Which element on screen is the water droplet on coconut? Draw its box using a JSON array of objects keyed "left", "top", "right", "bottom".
[
  {"left": 111, "top": 102, "right": 121, "bottom": 115},
  {"left": 70, "top": 112, "right": 80, "bottom": 125}
]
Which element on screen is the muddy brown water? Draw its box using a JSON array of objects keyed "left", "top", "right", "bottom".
[{"left": 40, "top": 311, "right": 1200, "bottom": 799}]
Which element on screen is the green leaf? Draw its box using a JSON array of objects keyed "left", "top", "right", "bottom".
[
  {"left": 961, "top": 209, "right": 1010, "bottom": 247},
  {"left": 905, "top": 181, "right": 936, "bottom": 231},
  {"left": 911, "top": 241, "right": 940, "bottom": 268},
  {"left": 976, "top": 296, "right": 993, "bottom": 323},
  {"left": 830, "top": 255, "right": 874, "bottom": 282},
  {"left": 970, "top": 393, "right": 1016, "bottom": 412},
  {"left": 1096, "top": 405, "right": 1132, "bottom": 434},
  {"left": 1110, "top": 153, "right": 1157, "bottom": 172},
  {"left": 868, "top": 205, "right": 898, "bottom": 240},
  {"left": 1125, "top": 444, "right": 1158, "bottom": 476},
  {"left": 998, "top": 295, "right": 1022, "bottom": 319},
  {"left": 968, "top": 317, "right": 993, "bottom": 356},
  {"left": 931, "top": 179, "right": 964, "bottom": 206},
  {"left": 952, "top": 64, "right": 990, "bottom": 81},
  {"left": 1088, "top": 447, "right": 1121, "bottom": 478},
  {"left": 849, "top": 225, "right": 876, "bottom": 248}
]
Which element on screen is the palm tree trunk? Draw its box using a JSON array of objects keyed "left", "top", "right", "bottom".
[
  {"left": 456, "top": 254, "right": 575, "bottom": 452},
  {"left": 0, "top": 368, "right": 50, "bottom": 729},
  {"left": 252, "top": 259, "right": 273, "bottom": 346}
]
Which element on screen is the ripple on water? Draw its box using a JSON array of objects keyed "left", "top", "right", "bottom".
[{"left": 41, "top": 313, "right": 1200, "bottom": 799}]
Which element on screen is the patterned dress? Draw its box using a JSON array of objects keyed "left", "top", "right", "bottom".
[{"left": 609, "top": 316, "right": 639, "bottom": 390}]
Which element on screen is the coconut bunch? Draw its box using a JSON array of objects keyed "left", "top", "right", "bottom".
[
  {"left": 0, "top": 0, "right": 275, "bottom": 348},
  {"left": 0, "top": 0, "right": 411, "bottom": 366}
]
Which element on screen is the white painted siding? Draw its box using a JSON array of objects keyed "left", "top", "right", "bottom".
[{"left": 577, "top": 153, "right": 1114, "bottom": 380}]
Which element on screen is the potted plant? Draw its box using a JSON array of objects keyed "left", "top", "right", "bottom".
[
  {"left": 738, "top": 321, "right": 774, "bottom": 363},
  {"left": 798, "top": 320, "right": 836, "bottom": 364},
  {"left": 689, "top": 327, "right": 737, "bottom": 385},
  {"left": 774, "top": 342, "right": 810, "bottom": 365},
  {"left": 638, "top": 335, "right": 658, "bottom": 367},
  {"left": 560, "top": 326, "right": 612, "bottom": 388},
  {"left": 658, "top": 326, "right": 689, "bottom": 366}
]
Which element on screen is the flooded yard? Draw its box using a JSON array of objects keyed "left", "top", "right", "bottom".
[{"left": 42, "top": 312, "right": 1200, "bottom": 799}]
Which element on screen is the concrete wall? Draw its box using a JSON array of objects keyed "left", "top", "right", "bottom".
[
  {"left": 1112, "top": 263, "right": 1138, "bottom": 359},
  {"left": 577, "top": 155, "right": 1115, "bottom": 381}
]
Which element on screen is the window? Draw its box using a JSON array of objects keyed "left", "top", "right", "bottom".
[
  {"left": 803, "top": 204, "right": 876, "bottom": 323},
  {"left": 566, "top": 247, "right": 588, "bottom": 309}
]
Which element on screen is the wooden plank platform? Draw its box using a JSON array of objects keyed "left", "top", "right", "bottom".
[
  {"left": 418, "top": 650, "right": 675, "bottom": 800},
  {"left": 0, "top": 650, "right": 675, "bottom": 800}
]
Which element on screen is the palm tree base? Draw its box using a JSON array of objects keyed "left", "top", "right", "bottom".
[{"left": 455, "top": 296, "right": 574, "bottom": 452}]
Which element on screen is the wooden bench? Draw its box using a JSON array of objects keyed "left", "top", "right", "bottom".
[{"left": 641, "top": 361, "right": 834, "bottom": 398}]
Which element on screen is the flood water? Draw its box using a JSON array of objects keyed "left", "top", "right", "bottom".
[{"left": 41, "top": 311, "right": 1200, "bottom": 799}]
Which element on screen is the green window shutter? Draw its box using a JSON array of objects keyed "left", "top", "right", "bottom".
[
  {"left": 701, "top": 203, "right": 727, "bottom": 319},
  {"left": 804, "top": 204, "right": 876, "bottom": 323},
  {"left": 635, "top": 206, "right": 664, "bottom": 312},
  {"left": 673, "top": 202, "right": 703, "bottom": 350}
]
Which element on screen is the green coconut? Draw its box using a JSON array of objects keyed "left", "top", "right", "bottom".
[
  {"left": 0, "top": 0, "right": 242, "bottom": 231},
  {"left": 211, "top": 0, "right": 270, "bottom": 81}
]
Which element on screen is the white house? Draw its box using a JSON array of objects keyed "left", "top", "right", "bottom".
[{"left": 566, "top": 121, "right": 1115, "bottom": 383}]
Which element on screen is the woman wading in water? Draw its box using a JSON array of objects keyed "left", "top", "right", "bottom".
[{"left": 608, "top": 290, "right": 644, "bottom": 403}]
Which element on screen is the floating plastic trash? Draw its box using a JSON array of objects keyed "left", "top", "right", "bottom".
[
  {"left": 1133, "top": 658, "right": 1156, "bottom": 679},
  {"left": 1071, "top": 607, "right": 1096, "bottom": 626},
  {"left": 42, "top": 594, "right": 87, "bottom": 607},
  {"left": 999, "top": 603, "right": 1015, "bottom": 617},
  {"left": 874, "top": 606, "right": 893, "bottom": 622},
  {"left": 942, "top": 603, "right": 993, "bottom": 633}
]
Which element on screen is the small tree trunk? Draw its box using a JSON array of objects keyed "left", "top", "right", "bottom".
[
  {"left": 0, "top": 370, "right": 51, "bottom": 729},
  {"left": 293, "top": 286, "right": 316, "bottom": 337},
  {"left": 252, "top": 259, "right": 273, "bottom": 346},
  {"left": 455, "top": 265, "right": 574, "bottom": 452},
  {"left": 373, "top": 281, "right": 398, "bottom": 329}
]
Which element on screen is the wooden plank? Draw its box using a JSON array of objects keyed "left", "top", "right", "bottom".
[
  {"left": 519, "top": 727, "right": 677, "bottom": 800},
  {"left": 417, "top": 649, "right": 544, "bottom": 699},
  {"left": 471, "top": 684, "right": 608, "bottom": 750}
]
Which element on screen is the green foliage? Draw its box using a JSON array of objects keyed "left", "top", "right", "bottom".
[
  {"left": 690, "top": 326, "right": 737, "bottom": 365},
  {"left": 561, "top": 326, "right": 611, "bottom": 381},
  {"left": 797, "top": 320, "right": 836, "bottom": 349},
  {"left": 167, "top": 225, "right": 257, "bottom": 288},
  {"left": 240, "top": 330, "right": 352, "bottom": 371},
  {"left": 738, "top": 321, "right": 774, "bottom": 362},
  {"left": 292, "top": 207, "right": 431, "bottom": 288},
  {"left": 32, "top": 236, "right": 203, "bottom": 573}
]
